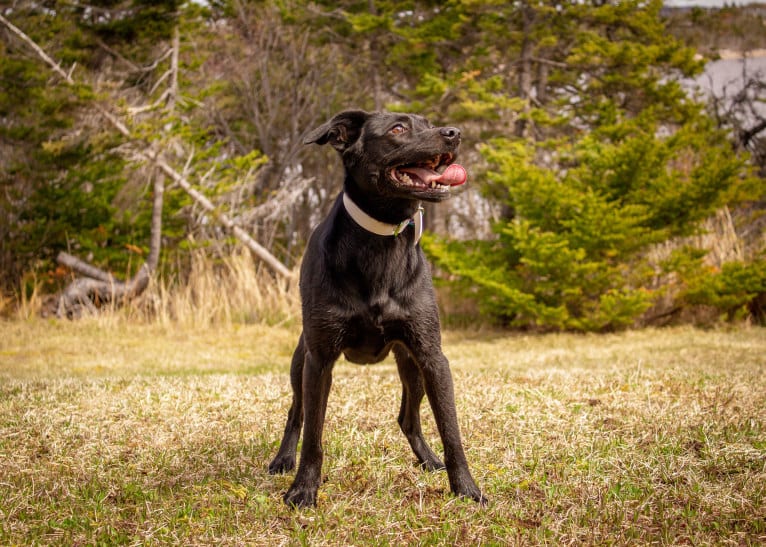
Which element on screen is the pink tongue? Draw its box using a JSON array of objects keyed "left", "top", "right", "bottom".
[
  {"left": 437, "top": 163, "right": 467, "bottom": 186},
  {"left": 402, "top": 163, "right": 468, "bottom": 187}
]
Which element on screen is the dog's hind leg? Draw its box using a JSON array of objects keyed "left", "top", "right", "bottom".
[
  {"left": 393, "top": 345, "right": 445, "bottom": 471},
  {"left": 268, "top": 333, "right": 306, "bottom": 475}
]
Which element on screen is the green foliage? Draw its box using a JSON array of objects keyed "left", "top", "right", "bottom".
[
  {"left": 428, "top": 113, "right": 753, "bottom": 330},
  {"left": 1, "top": 15, "right": 126, "bottom": 284},
  {"left": 666, "top": 248, "right": 766, "bottom": 322},
  {"left": 0, "top": 1, "right": 273, "bottom": 290},
  {"left": 411, "top": 0, "right": 761, "bottom": 330},
  {"left": 80, "top": 0, "right": 182, "bottom": 59}
]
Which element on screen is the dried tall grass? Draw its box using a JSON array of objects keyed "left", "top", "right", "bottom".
[
  {"left": 643, "top": 206, "right": 754, "bottom": 324},
  {"left": 11, "top": 248, "right": 300, "bottom": 327},
  {"left": 135, "top": 249, "right": 300, "bottom": 327},
  {"left": 647, "top": 206, "right": 746, "bottom": 269}
]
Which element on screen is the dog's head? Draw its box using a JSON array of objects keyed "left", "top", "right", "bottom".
[{"left": 304, "top": 110, "right": 467, "bottom": 202}]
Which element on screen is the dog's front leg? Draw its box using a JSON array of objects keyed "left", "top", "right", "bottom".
[
  {"left": 413, "top": 347, "right": 486, "bottom": 504},
  {"left": 393, "top": 344, "right": 445, "bottom": 471},
  {"left": 283, "top": 350, "right": 335, "bottom": 508}
]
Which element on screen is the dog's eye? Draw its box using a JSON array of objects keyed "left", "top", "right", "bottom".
[{"left": 389, "top": 124, "right": 407, "bottom": 135}]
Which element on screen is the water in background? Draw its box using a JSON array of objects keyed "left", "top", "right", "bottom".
[{"left": 689, "top": 54, "right": 766, "bottom": 120}]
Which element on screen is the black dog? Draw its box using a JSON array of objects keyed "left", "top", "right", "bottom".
[{"left": 268, "top": 110, "right": 485, "bottom": 508}]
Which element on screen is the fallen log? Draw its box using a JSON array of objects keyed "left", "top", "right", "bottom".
[{"left": 53, "top": 260, "right": 152, "bottom": 318}]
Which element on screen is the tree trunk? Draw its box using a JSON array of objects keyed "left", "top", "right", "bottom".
[
  {"left": 514, "top": 5, "right": 535, "bottom": 139},
  {"left": 52, "top": 173, "right": 165, "bottom": 318}
]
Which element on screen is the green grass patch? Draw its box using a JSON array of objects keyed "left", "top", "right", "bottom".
[{"left": 1, "top": 321, "right": 765, "bottom": 544}]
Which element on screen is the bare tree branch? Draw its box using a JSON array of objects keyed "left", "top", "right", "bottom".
[
  {"left": 0, "top": 13, "right": 293, "bottom": 281},
  {"left": 52, "top": 171, "right": 164, "bottom": 318},
  {"left": 168, "top": 25, "right": 180, "bottom": 112},
  {"left": 57, "top": 252, "right": 118, "bottom": 283},
  {"left": 148, "top": 150, "right": 293, "bottom": 278}
]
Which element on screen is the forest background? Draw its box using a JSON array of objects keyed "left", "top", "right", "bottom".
[{"left": 1, "top": 0, "right": 765, "bottom": 331}]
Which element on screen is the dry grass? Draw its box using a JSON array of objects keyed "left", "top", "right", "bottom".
[
  {"left": 1, "top": 321, "right": 765, "bottom": 545},
  {"left": 137, "top": 250, "right": 299, "bottom": 328},
  {"left": 12, "top": 249, "right": 301, "bottom": 327}
]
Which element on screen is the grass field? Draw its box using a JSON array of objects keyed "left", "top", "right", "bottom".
[{"left": 1, "top": 320, "right": 764, "bottom": 545}]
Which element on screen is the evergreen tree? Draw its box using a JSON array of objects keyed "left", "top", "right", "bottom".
[
  {"left": 412, "top": 0, "right": 758, "bottom": 330},
  {"left": 0, "top": 3, "right": 131, "bottom": 288}
]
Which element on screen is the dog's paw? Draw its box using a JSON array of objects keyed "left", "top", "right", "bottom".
[
  {"left": 283, "top": 484, "right": 318, "bottom": 508},
  {"left": 267, "top": 455, "right": 295, "bottom": 475},
  {"left": 419, "top": 457, "right": 445, "bottom": 472},
  {"left": 451, "top": 478, "right": 488, "bottom": 506},
  {"left": 457, "top": 485, "right": 488, "bottom": 505},
  {"left": 473, "top": 491, "right": 489, "bottom": 506}
]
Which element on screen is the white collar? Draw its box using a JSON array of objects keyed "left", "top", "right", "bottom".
[{"left": 342, "top": 192, "right": 424, "bottom": 245}]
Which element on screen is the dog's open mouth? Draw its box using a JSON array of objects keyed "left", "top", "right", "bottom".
[{"left": 390, "top": 153, "right": 467, "bottom": 191}]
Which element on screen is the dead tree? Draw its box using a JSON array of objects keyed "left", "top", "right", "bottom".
[
  {"left": 707, "top": 58, "right": 766, "bottom": 176},
  {"left": 0, "top": 14, "right": 294, "bottom": 317},
  {"left": 704, "top": 56, "right": 766, "bottom": 258},
  {"left": 53, "top": 173, "right": 164, "bottom": 318}
]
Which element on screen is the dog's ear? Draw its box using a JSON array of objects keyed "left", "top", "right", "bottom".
[{"left": 303, "top": 110, "right": 370, "bottom": 152}]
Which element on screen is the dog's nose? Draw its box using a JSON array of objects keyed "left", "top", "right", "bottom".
[{"left": 439, "top": 127, "right": 461, "bottom": 143}]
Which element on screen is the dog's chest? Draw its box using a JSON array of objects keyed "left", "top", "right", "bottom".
[
  {"left": 339, "top": 284, "right": 412, "bottom": 364},
  {"left": 341, "top": 307, "right": 399, "bottom": 364},
  {"left": 367, "top": 290, "right": 408, "bottom": 325}
]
